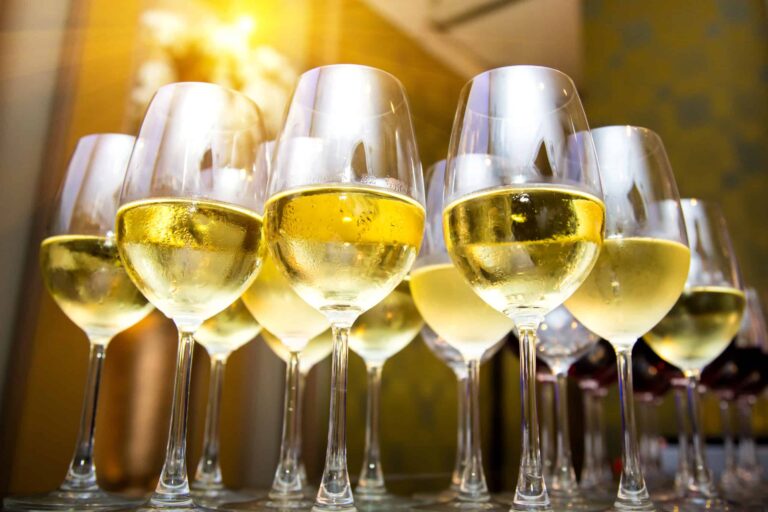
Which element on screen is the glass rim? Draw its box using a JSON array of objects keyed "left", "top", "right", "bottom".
[
  {"left": 459, "top": 64, "right": 580, "bottom": 119},
  {"left": 77, "top": 132, "right": 135, "bottom": 144},
  {"left": 148, "top": 81, "right": 263, "bottom": 123},
  {"left": 291, "top": 63, "right": 410, "bottom": 118},
  {"left": 591, "top": 125, "right": 667, "bottom": 157}
]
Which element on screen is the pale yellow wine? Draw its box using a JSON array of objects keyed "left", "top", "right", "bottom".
[
  {"left": 411, "top": 262, "right": 514, "bottom": 359},
  {"left": 349, "top": 279, "right": 424, "bottom": 364},
  {"left": 40, "top": 235, "right": 153, "bottom": 341},
  {"left": 443, "top": 185, "right": 605, "bottom": 319},
  {"left": 644, "top": 286, "right": 745, "bottom": 371},
  {"left": 242, "top": 253, "right": 328, "bottom": 352},
  {"left": 116, "top": 198, "right": 264, "bottom": 327},
  {"left": 565, "top": 237, "right": 690, "bottom": 343},
  {"left": 262, "top": 329, "right": 334, "bottom": 375},
  {"left": 264, "top": 185, "right": 424, "bottom": 315},
  {"left": 195, "top": 298, "right": 261, "bottom": 357}
]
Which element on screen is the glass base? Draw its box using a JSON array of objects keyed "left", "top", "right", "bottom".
[
  {"left": 550, "top": 493, "right": 611, "bottom": 512},
  {"left": 412, "top": 498, "right": 509, "bottom": 512},
  {"left": 412, "top": 489, "right": 457, "bottom": 504},
  {"left": 191, "top": 488, "right": 260, "bottom": 507},
  {"left": 658, "top": 496, "right": 756, "bottom": 512},
  {"left": 225, "top": 495, "right": 315, "bottom": 511},
  {"left": 353, "top": 492, "right": 417, "bottom": 510},
  {"left": 3, "top": 489, "right": 143, "bottom": 511}
]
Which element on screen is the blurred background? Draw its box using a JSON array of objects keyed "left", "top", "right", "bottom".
[{"left": 0, "top": 0, "right": 766, "bottom": 497}]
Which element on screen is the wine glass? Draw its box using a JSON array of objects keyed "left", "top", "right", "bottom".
[
  {"left": 533, "top": 306, "right": 605, "bottom": 511},
  {"left": 643, "top": 199, "right": 745, "bottom": 512},
  {"left": 191, "top": 298, "right": 261, "bottom": 503},
  {"left": 236, "top": 257, "right": 329, "bottom": 511},
  {"left": 348, "top": 278, "right": 424, "bottom": 509},
  {"left": 3, "top": 134, "right": 154, "bottom": 512},
  {"left": 264, "top": 64, "right": 425, "bottom": 511},
  {"left": 115, "top": 82, "right": 267, "bottom": 511},
  {"left": 234, "top": 136, "right": 331, "bottom": 511},
  {"left": 417, "top": 325, "right": 505, "bottom": 503},
  {"left": 411, "top": 158, "right": 515, "bottom": 511},
  {"left": 632, "top": 340, "right": 674, "bottom": 494},
  {"left": 570, "top": 340, "right": 617, "bottom": 498},
  {"left": 443, "top": 66, "right": 605, "bottom": 511},
  {"left": 732, "top": 288, "right": 767, "bottom": 504},
  {"left": 565, "top": 126, "right": 690, "bottom": 511}
]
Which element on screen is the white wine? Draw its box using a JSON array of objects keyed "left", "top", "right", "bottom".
[
  {"left": 444, "top": 185, "right": 604, "bottom": 321},
  {"left": 264, "top": 185, "right": 424, "bottom": 316},
  {"left": 411, "top": 262, "right": 514, "bottom": 360},
  {"left": 565, "top": 237, "right": 690, "bottom": 343},
  {"left": 194, "top": 298, "right": 261, "bottom": 357},
  {"left": 116, "top": 198, "right": 264, "bottom": 328},
  {"left": 40, "top": 235, "right": 153, "bottom": 341},
  {"left": 349, "top": 279, "right": 424, "bottom": 364},
  {"left": 242, "top": 253, "right": 328, "bottom": 352},
  {"left": 262, "top": 328, "right": 334, "bottom": 375},
  {"left": 644, "top": 286, "right": 746, "bottom": 371}
]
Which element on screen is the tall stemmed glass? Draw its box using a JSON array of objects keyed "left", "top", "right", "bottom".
[
  {"left": 116, "top": 82, "right": 267, "bottom": 511},
  {"left": 418, "top": 325, "right": 505, "bottom": 503},
  {"left": 4, "top": 134, "right": 154, "bottom": 512},
  {"left": 264, "top": 64, "right": 425, "bottom": 511},
  {"left": 535, "top": 306, "right": 604, "bottom": 511},
  {"left": 443, "top": 66, "right": 605, "bottom": 511},
  {"left": 241, "top": 250, "right": 333, "bottom": 512},
  {"left": 570, "top": 340, "right": 617, "bottom": 498},
  {"left": 237, "top": 138, "right": 331, "bottom": 510},
  {"left": 260, "top": 327, "right": 334, "bottom": 493},
  {"left": 732, "top": 289, "right": 767, "bottom": 500},
  {"left": 191, "top": 298, "right": 261, "bottom": 502},
  {"left": 643, "top": 199, "right": 745, "bottom": 512},
  {"left": 566, "top": 126, "right": 690, "bottom": 511},
  {"left": 349, "top": 278, "right": 424, "bottom": 509},
  {"left": 411, "top": 159, "right": 515, "bottom": 511}
]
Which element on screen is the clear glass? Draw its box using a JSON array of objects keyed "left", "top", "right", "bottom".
[
  {"left": 4, "top": 134, "right": 153, "bottom": 512},
  {"left": 115, "top": 82, "right": 267, "bottom": 512},
  {"left": 417, "top": 326, "right": 505, "bottom": 504},
  {"left": 348, "top": 280, "right": 424, "bottom": 510},
  {"left": 264, "top": 64, "right": 425, "bottom": 512},
  {"left": 412, "top": 160, "right": 514, "bottom": 511},
  {"left": 443, "top": 66, "right": 605, "bottom": 512},
  {"left": 648, "top": 200, "right": 745, "bottom": 512},
  {"left": 232, "top": 329, "right": 334, "bottom": 512},
  {"left": 237, "top": 138, "right": 332, "bottom": 512},
  {"left": 564, "top": 126, "right": 690, "bottom": 512},
  {"left": 191, "top": 299, "right": 262, "bottom": 505},
  {"left": 534, "top": 306, "right": 605, "bottom": 511}
]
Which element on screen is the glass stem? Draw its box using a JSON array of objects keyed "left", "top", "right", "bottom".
[
  {"left": 550, "top": 371, "right": 579, "bottom": 497},
  {"left": 649, "top": 400, "right": 662, "bottom": 475},
  {"left": 450, "top": 367, "right": 469, "bottom": 493},
  {"left": 512, "top": 325, "right": 551, "bottom": 510},
  {"left": 151, "top": 329, "right": 196, "bottom": 506},
  {"left": 297, "top": 371, "right": 308, "bottom": 488},
  {"left": 684, "top": 371, "right": 717, "bottom": 499},
  {"left": 673, "top": 384, "right": 691, "bottom": 497},
  {"left": 459, "top": 357, "right": 490, "bottom": 501},
  {"left": 613, "top": 345, "right": 653, "bottom": 510},
  {"left": 192, "top": 356, "right": 226, "bottom": 491},
  {"left": 719, "top": 398, "right": 737, "bottom": 488},
  {"left": 736, "top": 396, "right": 762, "bottom": 482},
  {"left": 316, "top": 323, "right": 353, "bottom": 509},
  {"left": 539, "top": 379, "right": 554, "bottom": 487},
  {"left": 594, "top": 389, "right": 613, "bottom": 486},
  {"left": 579, "top": 388, "right": 599, "bottom": 490},
  {"left": 270, "top": 351, "right": 304, "bottom": 500},
  {"left": 60, "top": 340, "right": 108, "bottom": 492},
  {"left": 357, "top": 363, "right": 386, "bottom": 497}
]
